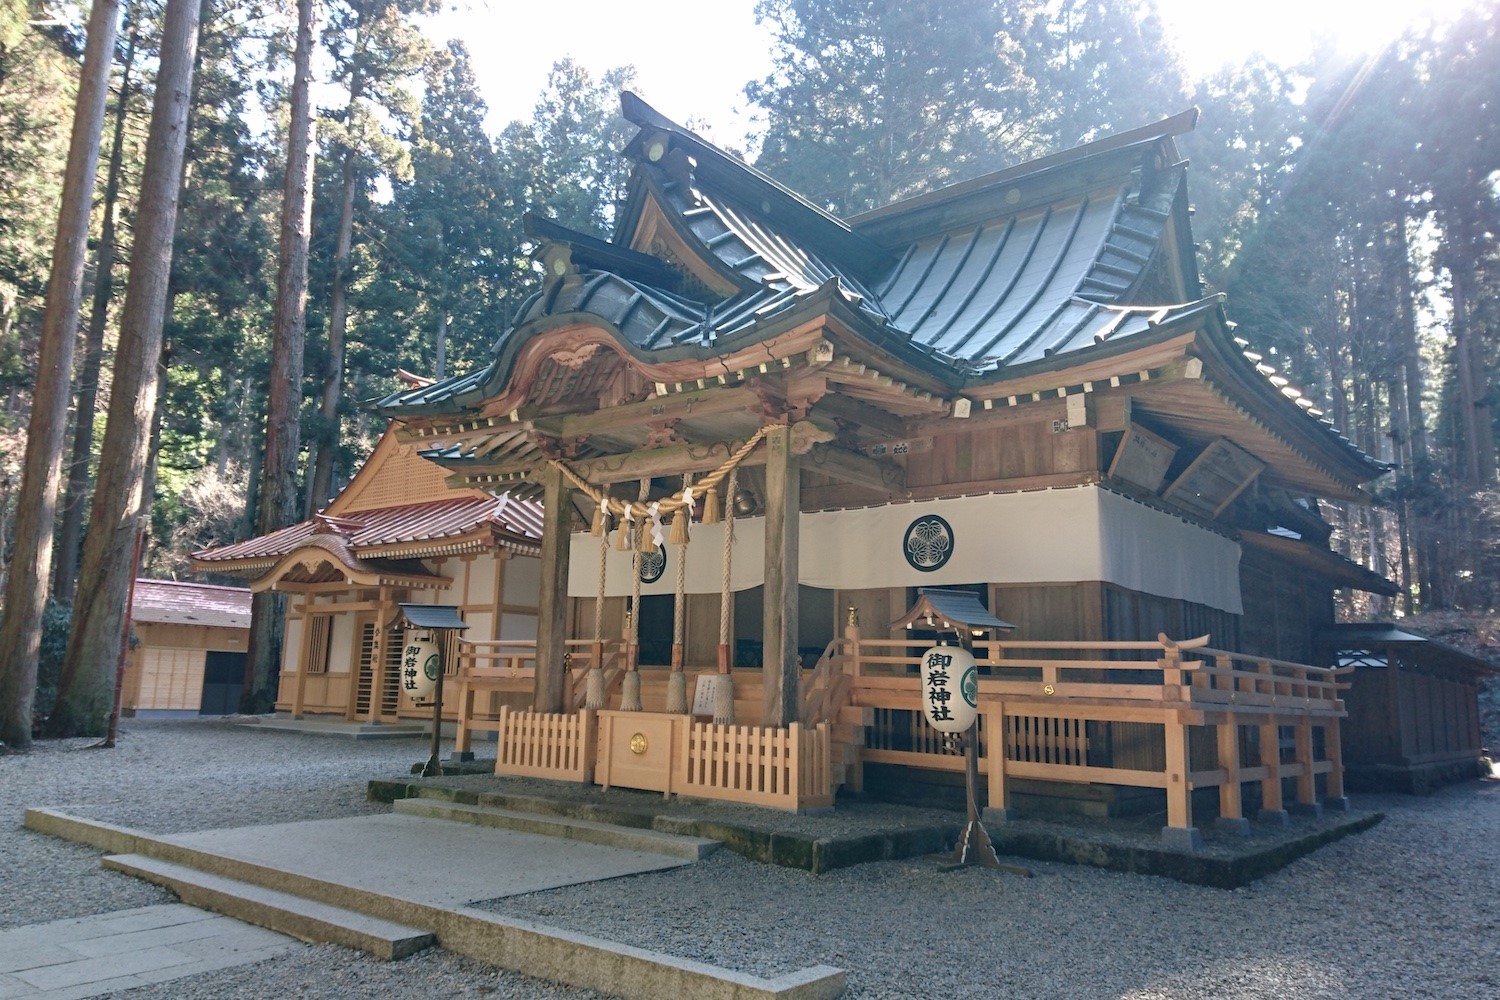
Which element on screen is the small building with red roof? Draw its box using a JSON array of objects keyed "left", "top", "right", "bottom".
[
  {"left": 191, "top": 425, "right": 543, "bottom": 724},
  {"left": 123, "top": 578, "right": 252, "bottom": 715}
]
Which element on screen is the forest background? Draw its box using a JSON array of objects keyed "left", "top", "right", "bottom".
[{"left": 0, "top": 0, "right": 1496, "bottom": 741}]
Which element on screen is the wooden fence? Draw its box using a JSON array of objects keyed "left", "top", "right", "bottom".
[
  {"left": 840, "top": 632, "right": 1349, "bottom": 835},
  {"left": 676, "top": 720, "right": 833, "bottom": 811},
  {"left": 494, "top": 707, "right": 596, "bottom": 782}
]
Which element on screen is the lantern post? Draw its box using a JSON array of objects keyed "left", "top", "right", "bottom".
[
  {"left": 899, "top": 588, "right": 1029, "bottom": 875},
  {"left": 397, "top": 604, "right": 469, "bottom": 778}
]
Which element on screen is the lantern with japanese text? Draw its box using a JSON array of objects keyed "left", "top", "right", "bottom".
[
  {"left": 401, "top": 632, "right": 442, "bottom": 699},
  {"left": 920, "top": 644, "right": 978, "bottom": 733}
]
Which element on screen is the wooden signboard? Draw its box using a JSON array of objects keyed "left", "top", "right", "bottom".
[
  {"left": 1163, "top": 438, "right": 1265, "bottom": 518},
  {"left": 1107, "top": 423, "right": 1178, "bottom": 493}
]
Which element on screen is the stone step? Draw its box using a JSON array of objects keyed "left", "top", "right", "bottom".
[
  {"left": 101, "top": 854, "right": 434, "bottom": 960},
  {"left": 393, "top": 797, "right": 721, "bottom": 860}
]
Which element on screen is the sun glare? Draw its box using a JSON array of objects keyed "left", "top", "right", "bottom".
[{"left": 1160, "top": 0, "right": 1480, "bottom": 77}]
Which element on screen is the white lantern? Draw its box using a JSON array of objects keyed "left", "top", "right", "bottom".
[
  {"left": 920, "top": 645, "right": 978, "bottom": 733},
  {"left": 401, "top": 632, "right": 442, "bottom": 699}
]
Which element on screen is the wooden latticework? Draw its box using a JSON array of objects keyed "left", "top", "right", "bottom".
[{"left": 495, "top": 707, "right": 596, "bottom": 782}]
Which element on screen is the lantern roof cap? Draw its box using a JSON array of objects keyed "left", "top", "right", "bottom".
[
  {"left": 890, "top": 588, "right": 1015, "bottom": 634},
  {"left": 397, "top": 604, "right": 469, "bottom": 631}
]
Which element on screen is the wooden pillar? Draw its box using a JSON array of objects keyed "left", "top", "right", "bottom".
[
  {"left": 1294, "top": 714, "right": 1317, "bottom": 806},
  {"left": 1259, "top": 718, "right": 1285, "bottom": 814},
  {"left": 1325, "top": 716, "right": 1346, "bottom": 799},
  {"left": 983, "top": 704, "right": 1011, "bottom": 821},
  {"left": 291, "top": 600, "right": 312, "bottom": 719},
  {"left": 762, "top": 424, "right": 800, "bottom": 727},
  {"left": 1216, "top": 718, "right": 1244, "bottom": 824},
  {"left": 1164, "top": 715, "right": 1193, "bottom": 830},
  {"left": 534, "top": 463, "right": 571, "bottom": 714}
]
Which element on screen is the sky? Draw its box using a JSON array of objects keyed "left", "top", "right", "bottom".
[{"left": 426, "top": 0, "right": 1479, "bottom": 141}]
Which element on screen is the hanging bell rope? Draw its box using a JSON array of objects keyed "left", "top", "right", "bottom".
[
  {"left": 586, "top": 489, "right": 610, "bottom": 710},
  {"left": 713, "top": 467, "right": 738, "bottom": 724},
  {"left": 665, "top": 473, "right": 691, "bottom": 714},
  {"left": 548, "top": 425, "right": 772, "bottom": 531},
  {"left": 621, "top": 478, "right": 649, "bottom": 712}
]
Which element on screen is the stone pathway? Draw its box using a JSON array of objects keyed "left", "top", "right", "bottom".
[{"left": 0, "top": 904, "right": 297, "bottom": 999}]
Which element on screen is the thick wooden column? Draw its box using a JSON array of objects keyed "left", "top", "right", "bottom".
[
  {"left": 291, "top": 600, "right": 311, "bottom": 719},
  {"left": 762, "top": 425, "right": 800, "bottom": 727},
  {"left": 534, "top": 464, "right": 571, "bottom": 714}
]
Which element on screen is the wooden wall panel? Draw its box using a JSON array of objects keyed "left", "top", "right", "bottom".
[{"left": 136, "top": 648, "right": 206, "bottom": 711}]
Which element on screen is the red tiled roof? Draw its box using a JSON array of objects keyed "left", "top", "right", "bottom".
[
  {"left": 131, "top": 579, "right": 252, "bottom": 629},
  {"left": 192, "top": 495, "right": 542, "bottom": 567}
]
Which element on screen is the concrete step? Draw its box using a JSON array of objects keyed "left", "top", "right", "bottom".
[
  {"left": 393, "top": 797, "right": 720, "bottom": 860},
  {"left": 101, "top": 854, "right": 434, "bottom": 960}
]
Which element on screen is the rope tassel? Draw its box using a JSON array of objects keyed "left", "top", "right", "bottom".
[
  {"left": 668, "top": 507, "right": 689, "bottom": 546},
  {"left": 702, "top": 485, "right": 721, "bottom": 525}
]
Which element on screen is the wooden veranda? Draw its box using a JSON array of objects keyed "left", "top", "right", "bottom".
[{"left": 445, "top": 617, "right": 1349, "bottom": 844}]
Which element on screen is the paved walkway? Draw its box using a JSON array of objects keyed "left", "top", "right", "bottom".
[
  {"left": 0, "top": 904, "right": 296, "bottom": 999},
  {"left": 158, "top": 811, "right": 698, "bottom": 905},
  {"left": 6, "top": 808, "right": 708, "bottom": 999}
]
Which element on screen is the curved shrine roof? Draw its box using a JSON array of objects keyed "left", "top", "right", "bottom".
[{"left": 377, "top": 95, "right": 1385, "bottom": 490}]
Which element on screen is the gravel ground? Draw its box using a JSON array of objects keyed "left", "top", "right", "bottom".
[{"left": 3, "top": 718, "right": 1498, "bottom": 999}]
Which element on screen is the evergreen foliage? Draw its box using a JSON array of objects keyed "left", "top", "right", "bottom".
[{"left": 0, "top": 0, "right": 1496, "bottom": 739}]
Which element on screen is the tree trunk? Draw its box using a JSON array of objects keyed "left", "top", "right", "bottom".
[
  {"left": 0, "top": 0, "right": 120, "bottom": 749},
  {"left": 1394, "top": 209, "right": 1430, "bottom": 462},
  {"left": 47, "top": 0, "right": 201, "bottom": 737},
  {"left": 54, "top": 17, "right": 141, "bottom": 604},
  {"left": 244, "top": 0, "right": 318, "bottom": 712},
  {"left": 307, "top": 133, "right": 360, "bottom": 514}
]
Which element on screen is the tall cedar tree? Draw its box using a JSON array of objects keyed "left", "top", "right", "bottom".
[
  {"left": 748, "top": 0, "right": 1043, "bottom": 217},
  {"left": 0, "top": 0, "right": 119, "bottom": 748},
  {"left": 47, "top": 0, "right": 200, "bottom": 736},
  {"left": 54, "top": 16, "right": 143, "bottom": 603},
  {"left": 305, "top": 0, "right": 436, "bottom": 513},
  {"left": 244, "top": 0, "right": 317, "bottom": 712},
  {"left": 383, "top": 41, "right": 505, "bottom": 381},
  {"left": 155, "top": 0, "right": 274, "bottom": 553}
]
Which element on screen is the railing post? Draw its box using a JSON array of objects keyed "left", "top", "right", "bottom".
[
  {"left": 454, "top": 677, "right": 472, "bottom": 755},
  {"left": 1259, "top": 716, "right": 1288, "bottom": 825},
  {"left": 1324, "top": 715, "right": 1348, "bottom": 810},
  {"left": 1162, "top": 713, "right": 1202, "bottom": 850},
  {"left": 982, "top": 704, "right": 1012, "bottom": 822},
  {"left": 1216, "top": 718, "right": 1248, "bottom": 834},
  {"left": 1291, "top": 713, "right": 1321, "bottom": 818}
]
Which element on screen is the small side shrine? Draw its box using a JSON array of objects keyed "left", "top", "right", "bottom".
[
  {"left": 192, "top": 424, "right": 543, "bottom": 725},
  {"left": 1317, "top": 624, "right": 1496, "bottom": 793},
  {"left": 360, "top": 94, "right": 1420, "bottom": 840}
]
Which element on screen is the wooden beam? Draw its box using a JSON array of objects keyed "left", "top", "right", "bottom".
[
  {"left": 534, "top": 464, "right": 570, "bottom": 713},
  {"left": 804, "top": 443, "right": 905, "bottom": 492},
  {"left": 762, "top": 425, "right": 800, "bottom": 727},
  {"left": 812, "top": 391, "right": 908, "bottom": 440},
  {"left": 534, "top": 386, "right": 763, "bottom": 440}
]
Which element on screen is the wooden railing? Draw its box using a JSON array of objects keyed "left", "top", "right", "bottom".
[
  {"left": 678, "top": 720, "right": 833, "bottom": 810},
  {"left": 452, "top": 638, "right": 626, "bottom": 752},
  {"left": 494, "top": 707, "right": 596, "bottom": 782},
  {"left": 837, "top": 632, "right": 1349, "bottom": 836}
]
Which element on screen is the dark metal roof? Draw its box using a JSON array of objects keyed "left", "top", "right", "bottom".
[
  {"left": 1314, "top": 623, "right": 1498, "bottom": 675},
  {"left": 890, "top": 588, "right": 1016, "bottom": 632},
  {"left": 398, "top": 604, "right": 470, "bottom": 631},
  {"left": 377, "top": 96, "right": 1383, "bottom": 488}
]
